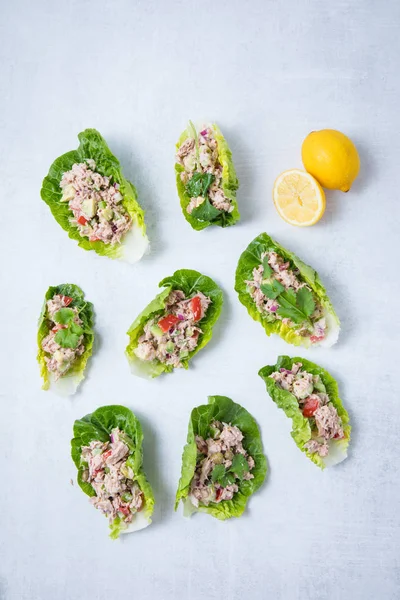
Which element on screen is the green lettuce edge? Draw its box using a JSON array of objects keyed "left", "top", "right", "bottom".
[
  {"left": 71, "top": 404, "right": 155, "bottom": 539},
  {"left": 40, "top": 128, "right": 146, "bottom": 259},
  {"left": 37, "top": 283, "right": 94, "bottom": 391},
  {"left": 234, "top": 232, "right": 340, "bottom": 348},
  {"left": 258, "top": 356, "right": 351, "bottom": 469},
  {"left": 175, "top": 395, "right": 267, "bottom": 519},
  {"left": 125, "top": 269, "right": 223, "bottom": 378},
  {"left": 175, "top": 122, "right": 240, "bottom": 230}
]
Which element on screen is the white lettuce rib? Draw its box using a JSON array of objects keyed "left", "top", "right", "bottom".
[
  {"left": 316, "top": 309, "right": 340, "bottom": 348},
  {"left": 119, "top": 221, "right": 149, "bottom": 264},
  {"left": 120, "top": 510, "right": 152, "bottom": 535},
  {"left": 47, "top": 371, "right": 84, "bottom": 397},
  {"left": 323, "top": 439, "right": 348, "bottom": 467}
]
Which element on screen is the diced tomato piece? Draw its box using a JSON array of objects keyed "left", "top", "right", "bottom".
[
  {"left": 61, "top": 296, "right": 73, "bottom": 306},
  {"left": 310, "top": 335, "right": 325, "bottom": 344},
  {"left": 158, "top": 314, "right": 180, "bottom": 332},
  {"left": 119, "top": 505, "right": 130, "bottom": 517},
  {"left": 77, "top": 215, "right": 88, "bottom": 225},
  {"left": 52, "top": 324, "right": 66, "bottom": 333},
  {"left": 190, "top": 296, "right": 202, "bottom": 322},
  {"left": 302, "top": 397, "right": 320, "bottom": 418},
  {"left": 215, "top": 488, "right": 223, "bottom": 502},
  {"left": 102, "top": 450, "right": 112, "bottom": 460}
]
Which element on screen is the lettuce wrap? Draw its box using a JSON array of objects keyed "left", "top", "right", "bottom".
[
  {"left": 259, "top": 356, "right": 351, "bottom": 468},
  {"left": 41, "top": 129, "right": 148, "bottom": 263},
  {"left": 235, "top": 233, "right": 340, "bottom": 348},
  {"left": 175, "top": 395, "right": 267, "bottom": 519},
  {"left": 126, "top": 269, "right": 223, "bottom": 378},
  {"left": 71, "top": 405, "right": 154, "bottom": 539},
  {"left": 37, "top": 283, "right": 94, "bottom": 396},
  {"left": 175, "top": 121, "right": 240, "bottom": 230}
]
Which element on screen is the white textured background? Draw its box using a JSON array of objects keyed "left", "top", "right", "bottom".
[{"left": 1, "top": 1, "right": 399, "bottom": 599}]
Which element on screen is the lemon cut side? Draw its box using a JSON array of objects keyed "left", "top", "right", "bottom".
[{"left": 272, "top": 169, "right": 326, "bottom": 227}]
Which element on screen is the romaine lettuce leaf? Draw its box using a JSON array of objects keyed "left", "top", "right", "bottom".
[
  {"left": 71, "top": 404, "right": 155, "bottom": 539},
  {"left": 175, "top": 395, "right": 267, "bottom": 519},
  {"left": 235, "top": 232, "right": 340, "bottom": 348},
  {"left": 125, "top": 269, "right": 223, "bottom": 378},
  {"left": 175, "top": 122, "right": 240, "bottom": 230},
  {"left": 37, "top": 283, "right": 94, "bottom": 396},
  {"left": 259, "top": 356, "right": 351, "bottom": 468},
  {"left": 41, "top": 128, "right": 149, "bottom": 263}
]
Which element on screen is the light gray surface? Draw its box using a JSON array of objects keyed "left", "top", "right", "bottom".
[{"left": 1, "top": 0, "right": 399, "bottom": 598}]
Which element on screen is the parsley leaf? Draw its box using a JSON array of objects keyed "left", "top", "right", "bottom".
[
  {"left": 221, "top": 472, "right": 236, "bottom": 486},
  {"left": 230, "top": 454, "right": 249, "bottom": 480},
  {"left": 211, "top": 464, "right": 226, "bottom": 483},
  {"left": 191, "top": 197, "right": 221, "bottom": 222},
  {"left": 276, "top": 290, "right": 304, "bottom": 323},
  {"left": 54, "top": 320, "right": 83, "bottom": 349},
  {"left": 70, "top": 322, "right": 83, "bottom": 336},
  {"left": 262, "top": 256, "right": 272, "bottom": 278},
  {"left": 276, "top": 289, "right": 315, "bottom": 325},
  {"left": 296, "top": 287, "right": 315, "bottom": 318},
  {"left": 210, "top": 454, "right": 250, "bottom": 487},
  {"left": 185, "top": 172, "right": 215, "bottom": 199},
  {"left": 53, "top": 308, "right": 75, "bottom": 325},
  {"left": 261, "top": 279, "right": 285, "bottom": 299},
  {"left": 55, "top": 327, "right": 82, "bottom": 349}
]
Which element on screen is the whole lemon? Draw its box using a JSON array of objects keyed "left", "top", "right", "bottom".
[{"left": 301, "top": 129, "right": 360, "bottom": 192}]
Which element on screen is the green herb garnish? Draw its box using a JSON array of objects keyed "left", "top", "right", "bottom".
[
  {"left": 276, "top": 288, "right": 315, "bottom": 324},
  {"left": 185, "top": 172, "right": 215, "bottom": 199},
  {"left": 296, "top": 287, "right": 316, "bottom": 318},
  {"left": 191, "top": 196, "right": 221, "bottom": 221},
  {"left": 211, "top": 464, "right": 226, "bottom": 483},
  {"left": 55, "top": 321, "right": 83, "bottom": 349},
  {"left": 261, "top": 279, "right": 285, "bottom": 299},
  {"left": 222, "top": 472, "right": 236, "bottom": 486},
  {"left": 210, "top": 454, "right": 250, "bottom": 487},
  {"left": 230, "top": 454, "right": 249, "bottom": 480},
  {"left": 53, "top": 308, "right": 75, "bottom": 325}
]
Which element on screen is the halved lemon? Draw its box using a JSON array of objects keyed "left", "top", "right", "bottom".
[{"left": 272, "top": 169, "right": 326, "bottom": 227}]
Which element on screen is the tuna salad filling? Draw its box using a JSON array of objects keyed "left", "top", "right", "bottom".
[
  {"left": 176, "top": 125, "right": 233, "bottom": 217},
  {"left": 41, "top": 294, "right": 85, "bottom": 380},
  {"left": 134, "top": 290, "right": 211, "bottom": 368},
  {"left": 246, "top": 250, "right": 327, "bottom": 342},
  {"left": 189, "top": 421, "right": 255, "bottom": 507},
  {"left": 270, "top": 362, "right": 344, "bottom": 457},
  {"left": 60, "top": 159, "right": 131, "bottom": 245},
  {"left": 81, "top": 428, "right": 143, "bottom": 526}
]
